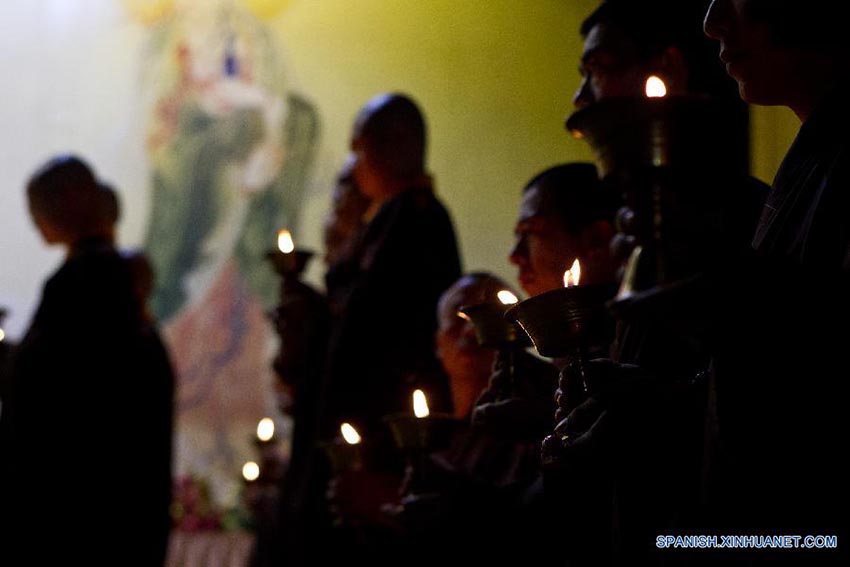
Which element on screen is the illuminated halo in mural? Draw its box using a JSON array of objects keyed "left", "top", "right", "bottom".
[
  {"left": 243, "top": 0, "right": 292, "bottom": 21},
  {"left": 121, "top": 0, "right": 175, "bottom": 25}
]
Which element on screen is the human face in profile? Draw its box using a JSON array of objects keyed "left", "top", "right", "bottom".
[
  {"left": 704, "top": 0, "right": 808, "bottom": 113},
  {"left": 574, "top": 22, "right": 649, "bottom": 108},
  {"left": 509, "top": 185, "right": 582, "bottom": 297},
  {"left": 435, "top": 278, "right": 496, "bottom": 419},
  {"left": 349, "top": 133, "right": 382, "bottom": 201}
]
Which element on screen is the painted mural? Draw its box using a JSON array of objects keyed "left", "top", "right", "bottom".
[{"left": 129, "top": 0, "right": 317, "bottom": 504}]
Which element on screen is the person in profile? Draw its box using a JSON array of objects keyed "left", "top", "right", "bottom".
[
  {"left": 318, "top": 93, "right": 461, "bottom": 565},
  {"left": 321, "top": 93, "right": 461, "bottom": 437},
  {"left": 0, "top": 155, "right": 174, "bottom": 565},
  {"left": 702, "top": 0, "right": 850, "bottom": 554},
  {"left": 391, "top": 272, "right": 524, "bottom": 564},
  {"left": 265, "top": 161, "right": 368, "bottom": 567},
  {"left": 474, "top": 162, "right": 617, "bottom": 437},
  {"left": 546, "top": 3, "right": 772, "bottom": 563}
]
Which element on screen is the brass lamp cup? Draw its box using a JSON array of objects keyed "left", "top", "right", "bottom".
[
  {"left": 457, "top": 302, "right": 529, "bottom": 348},
  {"left": 505, "top": 283, "right": 617, "bottom": 359},
  {"left": 565, "top": 96, "right": 747, "bottom": 178},
  {"left": 319, "top": 439, "right": 365, "bottom": 474},
  {"left": 383, "top": 413, "right": 462, "bottom": 453},
  {"left": 265, "top": 249, "right": 314, "bottom": 277},
  {"left": 567, "top": 96, "right": 749, "bottom": 294}
]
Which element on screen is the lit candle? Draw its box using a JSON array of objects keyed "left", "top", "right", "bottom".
[
  {"left": 645, "top": 75, "right": 667, "bottom": 98},
  {"left": 497, "top": 290, "right": 519, "bottom": 305},
  {"left": 242, "top": 461, "right": 260, "bottom": 482},
  {"left": 277, "top": 229, "right": 295, "bottom": 254},
  {"left": 563, "top": 259, "right": 582, "bottom": 288},
  {"left": 340, "top": 422, "right": 362, "bottom": 445},
  {"left": 267, "top": 229, "right": 314, "bottom": 277},
  {"left": 413, "top": 389, "right": 430, "bottom": 418},
  {"left": 256, "top": 417, "right": 275, "bottom": 443}
]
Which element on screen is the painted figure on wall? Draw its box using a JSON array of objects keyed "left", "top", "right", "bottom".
[{"left": 128, "top": 0, "right": 318, "bottom": 502}]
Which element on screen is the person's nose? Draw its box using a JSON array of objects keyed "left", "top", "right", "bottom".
[
  {"left": 508, "top": 236, "right": 527, "bottom": 267},
  {"left": 573, "top": 76, "right": 595, "bottom": 109},
  {"left": 703, "top": 0, "right": 729, "bottom": 41}
]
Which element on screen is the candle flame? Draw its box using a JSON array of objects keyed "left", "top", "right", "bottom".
[
  {"left": 413, "top": 389, "right": 430, "bottom": 418},
  {"left": 256, "top": 417, "right": 275, "bottom": 442},
  {"left": 497, "top": 290, "right": 519, "bottom": 305},
  {"left": 340, "top": 422, "right": 362, "bottom": 445},
  {"left": 645, "top": 76, "right": 667, "bottom": 98},
  {"left": 242, "top": 461, "right": 260, "bottom": 482},
  {"left": 563, "top": 259, "right": 581, "bottom": 287},
  {"left": 0, "top": 328, "right": 5, "bottom": 343},
  {"left": 277, "top": 229, "right": 295, "bottom": 253}
]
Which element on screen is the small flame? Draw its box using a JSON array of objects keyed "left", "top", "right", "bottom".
[
  {"left": 645, "top": 76, "right": 667, "bottom": 98},
  {"left": 413, "top": 389, "right": 430, "bottom": 418},
  {"left": 0, "top": 328, "right": 5, "bottom": 343},
  {"left": 242, "top": 461, "right": 260, "bottom": 482},
  {"left": 456, "top": 310, "right": 471, "bottom": 322},
  {"left": 497, "top": 290, "right": 519, "bottom": 305},
  {"left": 277, "top": 229, "right": 295, "bottom": 253},
  {"left": 256, "top": 417, "right": 275, "bottom": 442},
  {"left": 563, "top": 259, "right": 581, "bottom": 287},
  {"left": 340, "top": 422, "right": 362, "bottom": 445}
]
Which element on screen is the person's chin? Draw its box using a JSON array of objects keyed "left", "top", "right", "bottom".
[
  {"left": 726, "top": 63, "right": 769, "bottom": 105},
  {"left": 737, "top": 80, "right": 774, "bottom": 107},
  {"left": 519, "top": 275, "right": 538, "bottom": 297}
]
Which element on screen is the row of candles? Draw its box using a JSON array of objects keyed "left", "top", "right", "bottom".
[
  {"left": 242, "top": 251, "right": 587, "bottom": 482},
  {"left": 241, "top": 388, "right": 432, "bottom": 482},
  {"left": 247, "top": 71, "right": 670, "bottom": 484}
]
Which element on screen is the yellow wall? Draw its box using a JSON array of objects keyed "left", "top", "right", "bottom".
[
  {"left": 751, "top": 105, "right": 799, "bottom": 185},
  {"left": 273, "top": 0, "right": 599, "bottom": 286},
  {"left": 273, "top": 0, "right": 799, "bottom": 287},
  {"left": 0, "top": 0, "right": 800, "bottom": 333}
]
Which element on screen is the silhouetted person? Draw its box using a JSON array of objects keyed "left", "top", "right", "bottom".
[
  {"left": 321, "top": 93, "right": 461, "bottom": 437},
  {"left": 435, "top": 273, "right": 505, "bottom": 420},
  {"left": 268, "top": 160, "right": 369, "bottom": 567},
  {"left": 493, "top": 163, "right": 619, "bottom": 565},
  {"left": 394, "top": 272, "right": 528, "bottom": 565},
  {"left": 0, "top": 156, "right": 174, "bottom": 566},
  {"left": 701, "top": 1, "right": 849, "bottom": 559},
  {"left": 318, "top": 93, "right": 461, "bottom": 565},
  {"left": 323, "top": 156, "right": 371, "bottom": 288},
  {"left": 474, "top": 163, "right": 616, "bottom": 438},
  {"left": 510, "top": 163, "right": 617, "bottom": 295},
  {"left": 551, "top": 3, "right": 770, "bottom": 564},
  {"left": 575, "top": 0, "right": 740, "bottom": 106}
]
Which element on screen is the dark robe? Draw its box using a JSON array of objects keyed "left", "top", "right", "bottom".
[
  {"left": 321, "top": 186, "right": 461, "bottom": 440},
  {"left": 295, "top": 186, "right": 459, "bottom": 566},
  {"left": 0, "top": 239, "right": 174, "bottom": 565},
  {"left": 704, "top": 81, "right": 850, "bottom": 562},
  {"left": 752, "top": 83, "right": 850, "bottom": 270}
]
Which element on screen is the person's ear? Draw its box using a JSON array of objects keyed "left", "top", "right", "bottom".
[{"left": 650, "top": 46, "right": 689, "bottom": 95}]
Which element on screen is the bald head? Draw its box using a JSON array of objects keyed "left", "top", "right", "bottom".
[
  {"left": 351, "top": 93, "right": 428, "bottom": 199},
  {"left": 436, "top": 272, "right": 517, "bottom": 418}
]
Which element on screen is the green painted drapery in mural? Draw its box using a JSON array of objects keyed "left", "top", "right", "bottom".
[{"left": 136, "top": 0, "right": 319, "bottom": 505}]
